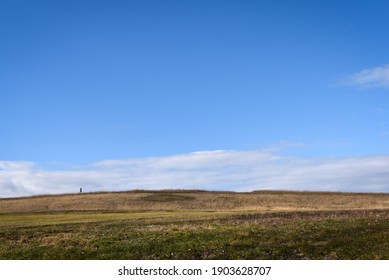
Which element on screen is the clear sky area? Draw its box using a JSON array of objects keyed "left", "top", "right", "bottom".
[{"left": 1, "top": 0, "right": 389, "bottom": 197}]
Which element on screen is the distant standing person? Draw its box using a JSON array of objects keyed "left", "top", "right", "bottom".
[{"left": 80, "top": 187, "right": 83, "bottom": 193}]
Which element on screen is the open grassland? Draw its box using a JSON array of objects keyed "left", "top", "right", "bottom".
[
  {"left": 2, "top": 190, "right": 389, "bottom": 213},
  {"left": 1, "top": 190, "right": 389, "bottom": 259}
]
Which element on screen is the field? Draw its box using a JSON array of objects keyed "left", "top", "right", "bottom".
[{"left": 1, "top": 190, "right": 389, "bottom": 259}]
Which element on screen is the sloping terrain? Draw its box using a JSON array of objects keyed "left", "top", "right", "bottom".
[
  {"left": 1, "top": 190, "right": 389, "bottom": 213},
  {"left": 1, "top": 190, "right": 389, "bottom": 259}
]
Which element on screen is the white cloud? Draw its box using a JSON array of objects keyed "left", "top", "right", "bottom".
[
  {"left": 1, "top": 151, "right": 389, "bottom": 198},
  {"left": 343, "top": 64, "right": 389, "bottom": 88}
]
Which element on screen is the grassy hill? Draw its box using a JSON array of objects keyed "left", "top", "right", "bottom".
[
  {"left": 1, "top": 190, "right": 389, "bottom": 259},
  {"left": 2, "top": 189, "right": 389, "bottom": 213}
]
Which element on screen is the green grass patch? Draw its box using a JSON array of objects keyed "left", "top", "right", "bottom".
[{"left": 0, "top": 210, "right": 388, "bottom": 259}]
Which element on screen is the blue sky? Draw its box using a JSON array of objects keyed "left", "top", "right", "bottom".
[{"left": 1, "top": 1, "right": 389, "bottom": 197}]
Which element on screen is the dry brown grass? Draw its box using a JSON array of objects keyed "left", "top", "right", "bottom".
[
  {"left": 1, "top": 190, "right": 389, "bottom": 214},
  {"left": 1, "top": 190, "right": 389, "bottom": 259}
]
